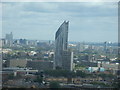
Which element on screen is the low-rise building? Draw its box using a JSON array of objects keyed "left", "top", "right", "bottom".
[
  {"left": 102, "top": 63, "right": 119, "bottom": 70},
  {"left": 27, "top": 60, "right": 53, "bottom": 71},
  {"left": 6, "top": 59, "right": 29, "bottom": 68},
  {"left": 102, "top": 63, "right": 119, "bottom": 74},
  {"left": 45, "top": 77, "right": 103, "bottom": 84}
]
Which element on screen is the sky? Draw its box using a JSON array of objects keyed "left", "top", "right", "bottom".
[{"left": 1, "top": 1, "right": 118, "bottom": 42}]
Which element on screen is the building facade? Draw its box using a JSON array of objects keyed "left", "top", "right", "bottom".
[
  {"left": 62, "top": 50, "right": 73, "bottom": 71},
  {"left": 27, "top": 60, "right": 53, "bottom": 71},
  {"left": 6, "top": 59, "right": 28, "bottom": 68},
  {"left": 5, "top": 32, "right": 13, "bottom": 47},
  {"left": 54, "top": 21, "right": 73, "bottom": 71}
]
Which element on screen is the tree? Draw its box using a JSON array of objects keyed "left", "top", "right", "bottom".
[
  {"left": 44, "top": 69, "right": 76, "bottom": 77},
  {"left": 98, "top": 73, "right": 115, "bottom": 79},
  {"left": 8, "top": 73, "right": 14, "bottom": 79},
  {"left": 49, "top": 81, "right": 61, "bottom": 88},
  {"left": 112, "top": 77, "right": 120, "bottom": 88},
  {"left": 34, "top": 75, "right": 43, "bottom": 84},
  {"left": 76, "top": 70, "right": 87, "bottom": 78}
]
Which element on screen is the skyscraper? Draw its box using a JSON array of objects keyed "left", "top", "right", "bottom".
[
  {"left": 5, "top": 32, "right": 13, "bottom": 47},
  {"left": 104, "top": 41, "right": 107, "bottom": 53},
  {"left": 54, "top": 21, "right": 73, "bottom": 71}
]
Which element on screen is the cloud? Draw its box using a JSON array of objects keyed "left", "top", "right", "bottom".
[
  {"left": 1, "top": 0, "right": 120, "bottom": 2},
  {"left": 2, "top": 2, "right": 118, "bottom": 42},
  {"left": 23, "top": 2, "right": 59, "bottom": 13}
]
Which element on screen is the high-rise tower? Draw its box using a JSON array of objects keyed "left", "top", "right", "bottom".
[
  {"left": 54, "top": 21, "right": 73, "bottom": 71},
  {"left": 5, "top": 32, "right": 13, "bottom": 47}
]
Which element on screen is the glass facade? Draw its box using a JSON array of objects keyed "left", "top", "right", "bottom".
[{"left": 54, "top": 21, "right": 69, "bottom": 69}]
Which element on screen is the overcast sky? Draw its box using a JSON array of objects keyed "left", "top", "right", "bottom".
[{"left": 2, "top": 2, "right": 118, "bottom": 42}]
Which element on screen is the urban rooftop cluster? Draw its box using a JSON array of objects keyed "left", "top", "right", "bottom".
[{"left": 0, "top": 21, "right": 119, "bottom": 88}]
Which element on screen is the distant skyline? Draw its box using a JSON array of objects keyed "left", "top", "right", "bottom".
[{"left": 2, "top": 2, "right": 118, "bottom": 42}]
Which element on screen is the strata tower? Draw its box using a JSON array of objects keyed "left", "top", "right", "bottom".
[
  {"left": 54, "top": 21, "right": 73, "bottom": 71},
  {"left": 5, "top": 32, "right": 13, "bottom": 47}
]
